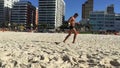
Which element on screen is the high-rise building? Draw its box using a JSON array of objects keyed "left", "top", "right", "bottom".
[
  {"left": 36, "top": 8, "right": 38, "bottom": 26},
  {"left": 0, "top": 0, "right": 4, "bottom": 24},
  {"left": 0, "top": 0, "right": 19, "bottom": 26},
  {"left": 11, "top": 1, "right": 36, "bottom": 29},
  {"left": 38, "top": 0, "right": 65, "bottom": 31},
  {"left": 106, "top": 4, "right": 114, "bottom": 14},
  {"left": 56, "top": 0, "right": 65, "bottom": 29},
  {"left": 4, "top": 0, "right": 20, "bottom": 8},
  {"left": 82, "top": 0, "right": 93, "bottom": 19}
]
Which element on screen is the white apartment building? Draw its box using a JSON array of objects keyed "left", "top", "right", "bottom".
[
  {"left": 38, "top": 0, "right": 65, "bottom": 31},
  {"left": 4, "top": 0, "right": 20, "bottom": 8},
  {"left": 56, "top": 0, "right": 65, "bottom": 28}
]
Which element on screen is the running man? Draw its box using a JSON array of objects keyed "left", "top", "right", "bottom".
[{"left": 63, "top": 13, "right": 79, "bottom": 43}]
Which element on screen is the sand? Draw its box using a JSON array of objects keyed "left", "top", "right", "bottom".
[{"left": 0, "top": 32, "right": 120, "bottom": 68}]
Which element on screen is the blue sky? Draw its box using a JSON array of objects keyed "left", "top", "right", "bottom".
[{"left": 29, "top": 0, "right": 120, "bottom": 21}]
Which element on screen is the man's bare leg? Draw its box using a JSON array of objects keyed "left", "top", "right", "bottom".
[
  {"left": 72, "top": 28, "right": 77, "bottom": 43},
  {"left": 63, "top": 30, "right": 72, "bottom": 43}
]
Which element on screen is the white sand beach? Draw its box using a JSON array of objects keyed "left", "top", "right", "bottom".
[{"left": 0, "top": 32, "right": 120, "bottom": 68}]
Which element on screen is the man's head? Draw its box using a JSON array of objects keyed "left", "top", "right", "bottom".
[{"left": 73, "top": 13, "right": 78, "bottom": 18}]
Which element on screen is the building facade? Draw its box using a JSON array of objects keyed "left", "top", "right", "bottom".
[
  {"left": 89, "top": 5, "right": 120, "bottom": 32},
  {"left": 4, "top": 0, "right": 20, "bottom": 8},
  {"left": 0, "top": 0, "right": 4, "bottom": 24},
  {"left": 82, "top": 0, "right": 93, "bottom": 19},
  {"left": 11, "top": 1, "right": 36, "bottom": 30},
  {"left": 90, "top": 11, "right": 114, "bottom": 31},
  {"left": 114, "top": 14, "right": 120, "bottom": 31},
  {"left": 0, "top": 0, "right": 19, "bottom": 27},
  {"left": 106, "top": 4, "right": 114, "bottom": 14},
  {"left": 38, "top": 0, "right": 65, "bottom": 31},
  {"left": 56, "top": 0, "right": 65, "bottom": 29},
  {"left": 36, "top": 8, "right": 38, "bottom": 26}
]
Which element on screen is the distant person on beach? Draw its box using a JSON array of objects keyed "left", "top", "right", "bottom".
[{"left": 63, "top": 13, "right": 79, "bottom": 43}]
